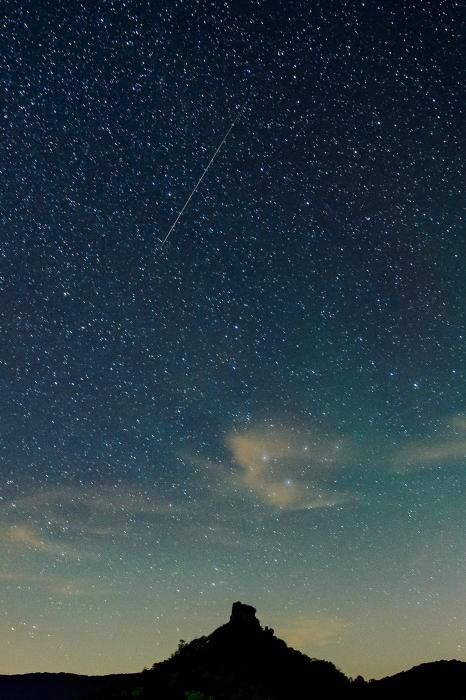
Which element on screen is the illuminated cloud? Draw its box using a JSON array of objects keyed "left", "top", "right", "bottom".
[
  {"left": 2, "top": 489, "right": 161, "bottom": 559},
  {"left": 5, "top": 525, "right": 59, "bottom": 553},
  {"left": 226, "top": 428, "right": 354, "bottom": 510},
  {"left": 392, "top": 415, "right": 466, "bottom": 471},
  {"left": 279, "top": 615, "right": 350, "bottom": 649},
  {"left": 1, "top": 524, "right": 85, "bottom": 562}
]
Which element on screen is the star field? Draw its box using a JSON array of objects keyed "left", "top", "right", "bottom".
[{"left": 1, "top": 0, "right": 465, "bottom": 680}]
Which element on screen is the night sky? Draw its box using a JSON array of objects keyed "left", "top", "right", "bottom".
[{"left": 1, "top": 0, "right": 465, "bottom": 681}]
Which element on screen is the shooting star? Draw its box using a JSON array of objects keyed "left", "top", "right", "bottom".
[{"left": 160, "top": 118, "right": 237, "bottom": 247}]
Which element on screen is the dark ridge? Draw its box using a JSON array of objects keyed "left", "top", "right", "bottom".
[
  {"left": 0, "top": 672, "right": 138, "bottom": 700},
  {"left": 368, "top": 659, "right": 466, "bottom": 698}
]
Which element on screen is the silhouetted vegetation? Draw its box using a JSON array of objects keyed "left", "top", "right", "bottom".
[{"left": 135, "top": 601, "right": 349, "bottom": 699}]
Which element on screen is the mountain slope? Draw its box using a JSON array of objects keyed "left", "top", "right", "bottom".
[{"left": 96, "top": 601, "right": 350, "bottom": 699}]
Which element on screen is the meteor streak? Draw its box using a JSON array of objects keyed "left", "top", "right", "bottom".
[{"left": 160, "top": 119, "right": 237, "bottom": 247}]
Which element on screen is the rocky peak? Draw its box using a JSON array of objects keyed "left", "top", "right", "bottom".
[{"left": 229, "top": 601, "right": 261, "bottom": 630}]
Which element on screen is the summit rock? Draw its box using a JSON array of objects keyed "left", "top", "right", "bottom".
[{"left": 229, "top": 600, "right": 261, "bottom": 628}]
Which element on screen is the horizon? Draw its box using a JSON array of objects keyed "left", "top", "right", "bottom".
[
  {"left": 2, "top": 0, "right": 465, "bottom": 683},
  {"left": 0, "top": 599, "right": 464, "bottom": 681}
]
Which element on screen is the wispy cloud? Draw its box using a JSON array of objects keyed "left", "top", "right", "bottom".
[
  {"left": 14, "top": 483, "right": 175, "bottom": 517},
  {"left": 1, "top": 524, "right": 84, "bottom": 561},
  {"left": 226, "top": 428, "right": 355, "bottom": 510},
  {"left": 6, "top": 525, "right": 58, "bottom": 553},
  {"left": 449, "top": 415, "right": 466, "bottom": 432},
  {"left": 279, "top": 615, "right": 350, "bottom": 650},
  {"left": 5, "top": 482, "right": 190, "bottom": 538},
  {"left": 392, "top": 415, "right": 466, "bottom": 471},
  {"left": 0, "top": 570, "right": 95, "bottom": 597},
  {"left": 0, "top": 572, "right": 44, "bottom": 583},
  {"left": 5, "top": 412, "right": 464, "bottom": 549},
  {"left": 1, "top": 481, "right": 206, "bottom": 562}
]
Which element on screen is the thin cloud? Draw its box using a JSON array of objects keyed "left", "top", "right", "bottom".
[
  {"left": 226, "top": 429, "right": 354, "bottom": 511},
  {"left": 0, "top": 571, "right": 96, "bottom": 597},
  {"left": 392, "top": 415, "right": 466, "bottom": 471},
  {"left": 450, "top": 414, "right": 466, "bottom": 432},
  {"left": 393, "top": 438, "right": 466, "bottom": 470},
  {"left": 6, "top": 525, "right": 58, "bottom": 553},
  {"left": 6, "top": 483, "right": 191, "bottom": 539},
  {"left": 279, "top": 615, "right": 350, "bottom": 650},
  {"left": 1, "top": 524, "right": 84, "bottom": 561},
  {"left": 14, "top": 484, "right": 174, "bottom": 516}
]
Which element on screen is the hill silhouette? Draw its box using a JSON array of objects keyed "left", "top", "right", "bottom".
[
  {"left": 367, "top": 659, "right": 466, "bottom": 699},
  {"left": 0, "top": 672, "right": 137, "bottom": 700},
  {"left": 134, "top": 601, "right": 350, "bottom": 700},
  {"left": 1, "top": 602, "right": 465, "bottom": 700}
]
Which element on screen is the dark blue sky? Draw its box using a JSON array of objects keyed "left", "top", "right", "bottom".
[{"left": 1, "top": 0, "right": 465, "bottom": 679}]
